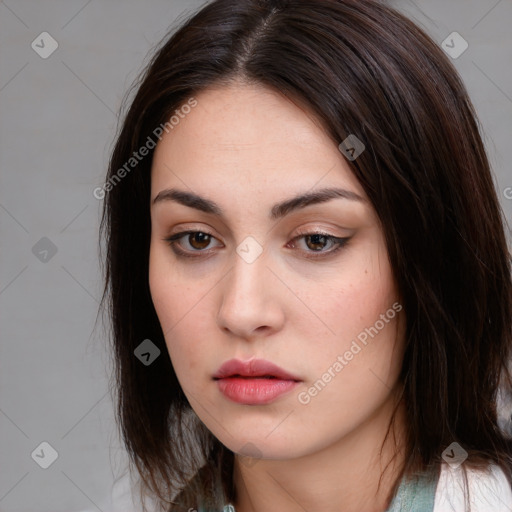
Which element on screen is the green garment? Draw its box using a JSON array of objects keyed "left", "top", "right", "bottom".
[
  {"left": 385, "top": 466, "right": 439, "bottom": 512},
  {"left": 201, "top": 466, "right": 439, "bottom": 512}
]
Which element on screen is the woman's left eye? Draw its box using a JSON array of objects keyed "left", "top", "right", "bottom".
[{"left": 287, "top": 232, "right": 349, "bottom": 258}]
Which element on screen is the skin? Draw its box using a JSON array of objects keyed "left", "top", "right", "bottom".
[{"left": 149, "top": 81, "right": 407, "bottom": 512}]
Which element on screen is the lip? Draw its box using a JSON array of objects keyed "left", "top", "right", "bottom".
[
  {"left": 213, "top": 358, "right": 300, "bottom": 380},
  {"left": 213, "top": 358, "right": 301, "bottom": 405}
]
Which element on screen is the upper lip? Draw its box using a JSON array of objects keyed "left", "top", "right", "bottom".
[{"left": 213, "top": 358, "right": 301, "bottom": 381}]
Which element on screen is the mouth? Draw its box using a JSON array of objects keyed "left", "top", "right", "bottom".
[
  {"left": 213, "top": 358, "right": 301, "bottom": 381},
  {"left": 214, "top": 374, "right": 295, "bottom": 380},
  {"left": 213, "top": 359, "right": 301, "bottom": 405},
  {"left": 219, "top": 374, "right": 280, "bottom": 379}
]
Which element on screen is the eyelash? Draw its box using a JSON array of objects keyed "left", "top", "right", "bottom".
[{"left": 163, "top": 230, "right": 350, "bottom": 260}]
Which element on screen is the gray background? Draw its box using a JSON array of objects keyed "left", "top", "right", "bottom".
[{"left": 0, "top": 1, "right": 511, "bottom": 511}]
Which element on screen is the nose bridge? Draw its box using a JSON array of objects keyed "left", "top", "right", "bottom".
[
  {"left": 217, "top": 246, "right": 284, "bottom": 336},
  {"left": 224, "top": 231, "right": 268, "bottom": 296},
  {"left": 225, "top": 248, "right": 269, "bottom": 307}
]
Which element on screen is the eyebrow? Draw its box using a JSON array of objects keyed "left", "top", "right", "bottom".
[{"left": 152, "top": 186, "right": 365, "bottom": 220}]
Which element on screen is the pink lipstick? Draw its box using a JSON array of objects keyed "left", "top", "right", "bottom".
[{"left": 213, "top": 358, "right": 301, "bottom": 405}]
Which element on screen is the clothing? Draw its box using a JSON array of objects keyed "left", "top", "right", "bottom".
[
  {"left": 77, "top": 462, "right": 512, "bottom": 511},
  {"left": 385, "top": 464, "right": 438, "bottom": 511},
  {"left": 214, "top": 466, "right": 438, "bottom": 512},
  {"left": 211, "top": 463, "right": 512, "bottom": 512},
  {"left": 434, "top": 463, "right": 512, "bottom": 511}
]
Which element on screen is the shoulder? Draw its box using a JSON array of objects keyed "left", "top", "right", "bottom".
[{"left": 434, "top": 462, "right": 512, "bottom": 512}]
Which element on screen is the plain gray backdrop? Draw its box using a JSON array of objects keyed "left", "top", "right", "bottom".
[{"left": 1, "top": 1, "right": 511, "bottom": 511}]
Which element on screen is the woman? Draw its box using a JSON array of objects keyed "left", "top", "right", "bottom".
[{"left": 99, "top": 0, "right": 512, "bottom": 510}]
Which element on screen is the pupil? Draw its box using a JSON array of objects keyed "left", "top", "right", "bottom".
[
  {"left": 307, "top": 234, "right": 326, "bottom": 251},
  {"left": 190, "top": 232, "right": 210, "bottom": 249}
]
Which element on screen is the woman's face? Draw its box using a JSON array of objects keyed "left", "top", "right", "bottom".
[{"left": 149, "top": 82, "right": 404, "bottom": 460}]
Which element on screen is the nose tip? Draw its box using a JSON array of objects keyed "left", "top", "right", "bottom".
[{"left": 216, "top": 257, "right": 285, "bottom": 339}]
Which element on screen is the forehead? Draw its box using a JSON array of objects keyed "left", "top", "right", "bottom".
[{"left": 150, "top": 82, "right": 365, "bottom": 202}]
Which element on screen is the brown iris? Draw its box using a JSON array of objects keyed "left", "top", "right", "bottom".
[
  {"left": 188, "top": 232, "right": 211, "bottom": 250},
  {"left": 304, "top": 234, "right": 329, "bottom": 251}
]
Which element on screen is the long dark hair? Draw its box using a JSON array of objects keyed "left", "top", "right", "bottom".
[{"left": 99, "top": 0, "right": 512, "bottom": 510}]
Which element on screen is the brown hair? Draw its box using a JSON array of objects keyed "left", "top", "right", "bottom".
[{"left": 99, "top": 0, "right": 512, "bottom": 510}]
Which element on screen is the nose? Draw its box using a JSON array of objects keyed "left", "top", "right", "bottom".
[{"left": 216, "top": 252, "right": 285, "bottom": 339}]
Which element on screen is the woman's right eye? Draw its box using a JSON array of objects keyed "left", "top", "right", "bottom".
[{"left": 164, "top": 230, "right": 223, "bottom": 257}]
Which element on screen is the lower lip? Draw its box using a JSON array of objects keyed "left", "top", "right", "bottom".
[{"left": 216, "top": 377, "right": 299, "bottom": 405}]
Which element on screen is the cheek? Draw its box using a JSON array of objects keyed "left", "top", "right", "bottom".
[
  {"left": 297, "top": 239, "right": 402, "bottom": 391},
  {"left": 149, "top": 242, "right": 202, "bottom": 328},
  {"left": 294, "top": 304, "right": 403, "bottom": 444},
  {"left": 148, "top": 246, "right": 207, "bottom": 381},
  {"left": 310, "top": 242, "right": 398, "bottom": 340}
]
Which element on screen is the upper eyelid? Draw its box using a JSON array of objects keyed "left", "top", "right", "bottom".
[
  {"left": 168, "top": 228, "right": 342, "bottom": 241},
  {"left": 167, "top": 230, "right": 222, "bottom": 244},
  {"left": 168, "top": 221, "right": 347, "bottom": 236}
]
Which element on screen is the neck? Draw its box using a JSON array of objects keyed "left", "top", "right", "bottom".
[{"left": 232, "top": 397, "right": 407, "bottom": 512}]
